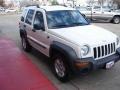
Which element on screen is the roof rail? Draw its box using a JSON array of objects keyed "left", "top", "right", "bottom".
[{"left": 26, "top": 4, "right": 40, "bottom": 8}]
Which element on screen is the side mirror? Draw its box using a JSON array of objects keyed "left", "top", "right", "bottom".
[
  {"left": 34, "top": 24, "right": 45, "bottom": 31},
  {"left": 82, "top": 14, "right": 86, "bottom": 18},
  {"left": 87, "top": 18, "right": 91, "bottom": 23},
  {"left": 81, "top": 14, "right": 91, "bottom": 23}
]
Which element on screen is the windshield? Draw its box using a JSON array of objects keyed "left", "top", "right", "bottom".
[{"left": 46, "top": 10, "right": 89, "bottom": 29}]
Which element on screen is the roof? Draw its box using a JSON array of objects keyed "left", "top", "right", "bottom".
[{"left": 26, "top": 5, "right": 75, "bottom": 11}]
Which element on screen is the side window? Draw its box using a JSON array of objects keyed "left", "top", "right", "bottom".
[
  {"left": 25, "top": 9, "right": 35, "bottom": 25},
  {"left": 93, "top": 6, "right": 101, "bottom": 12},
  {"left": 33, "top": 11, "right": 44, "bottom": 30},
  {"left": 21, "top": 9, "right": 28, "bottom": 22}
]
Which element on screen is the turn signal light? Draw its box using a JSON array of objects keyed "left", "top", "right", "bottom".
[{"left": 75, "top": 61, "right": 90, "bottom": 69}]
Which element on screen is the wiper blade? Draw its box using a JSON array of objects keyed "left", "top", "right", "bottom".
[
  {"left": 71, "top": 22, "right": 88, "bottom": 26},
  {"left": 52, "top": 24, "right": 68, "bottom": 28},
  {"left": 71, "top": 22, "right": 84, "bottom": 25}
]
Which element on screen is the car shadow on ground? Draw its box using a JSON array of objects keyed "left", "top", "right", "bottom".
[{"left": 24, "top": 46, "right": 117, "bottom": 81}]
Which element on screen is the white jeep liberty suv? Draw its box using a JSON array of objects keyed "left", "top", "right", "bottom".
[{"left": 19, "top": 5, "right": 120, "bottom": 82}]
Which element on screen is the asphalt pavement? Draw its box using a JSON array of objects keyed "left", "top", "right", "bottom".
[{"left": 0, "top": 14, "right": 120, "bottom": 90}]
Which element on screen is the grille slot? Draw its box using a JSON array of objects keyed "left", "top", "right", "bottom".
[
  {"left": 93, "top": 43, "right": 116, "bottom": 59},
  {"left": 93, "top": 48, "right": 97, "bottom": 58}
]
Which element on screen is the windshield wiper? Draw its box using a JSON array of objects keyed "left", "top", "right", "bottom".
[
  {"left": 52, "top": 24, "right": 69, "bottom": 28},
  {"left": 71, "top": 22, "right": 85, "bottom": 26}
]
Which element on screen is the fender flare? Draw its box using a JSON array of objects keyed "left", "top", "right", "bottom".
[{"left": 50, "top": 41, "right": 78, "bottom": 72}]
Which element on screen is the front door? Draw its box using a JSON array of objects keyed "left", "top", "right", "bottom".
[
  {"left": 28, "top": 11, "right": 50, "bottom": 56},
  {"left": 92, "top": 6, "right": 102, "bottom": 21}
]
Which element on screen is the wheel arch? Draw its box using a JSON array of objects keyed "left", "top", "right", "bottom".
[
  {"left": 112, "top": 15, "right": 120, "bottom": 21},
  {"left": 49, "top": 41, "right": 78, "bottom": 72}
]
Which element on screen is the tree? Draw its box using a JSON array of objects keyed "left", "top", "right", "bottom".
[
  {"left": 86, "top": 0, "right": 105, "bottom": 6},
  {"left": 19, "top": 0, "right": 40, "bottom": 7},
  {"left": 112, "top": 0, "right": 120, "bottom": 8},
  {"left": 86, "top": 0, "right": 95, "bottom": 6},
  {"left": 113, "top": 0, "right": 120, "bottom": 3},
  {"left": 51, "top": 0, "right": 59, "bottom": 5},
  {"left": 87, "top": 0, "right": 120, "bottom": 8},
  {"left": 0, "top": 0, "right": 4, "bottom": 7},
  {"left": 102, "top": 0, "right": 120, "bottom": 9}
]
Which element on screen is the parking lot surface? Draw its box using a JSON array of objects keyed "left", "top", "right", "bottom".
[{"left": 0, "top": 14, "right": 120, "bottom": 90}]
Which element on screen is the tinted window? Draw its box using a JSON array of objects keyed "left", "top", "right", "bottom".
[
  {"left": 33, "top": 11, "right": 44, "bottom": 29},
  {"left": 25, "top": 9, "right": 35, "bottom": 25}
]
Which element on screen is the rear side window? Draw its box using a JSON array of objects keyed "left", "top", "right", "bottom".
[{"left": 25, "top": 9, "right": 35, "bottom": 25}]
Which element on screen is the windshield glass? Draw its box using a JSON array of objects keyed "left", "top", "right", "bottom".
[{"left": 46, "top": 10, "right": 89, "bottom": 29}]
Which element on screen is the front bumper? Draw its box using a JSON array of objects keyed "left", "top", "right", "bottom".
[
  {"left": 73, "top": 48, "right": 120, "bottom": 73},
  {"left": 80, "top": 53, "right": 120, "bottom": 70}
]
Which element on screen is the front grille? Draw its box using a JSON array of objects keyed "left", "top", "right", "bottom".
[{"left": 93, "top": 43, "right": 116, "bottom": 59}]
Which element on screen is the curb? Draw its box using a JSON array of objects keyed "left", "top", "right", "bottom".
[{"left": 0, "top": 12, "right": 21, "bottom": 16}]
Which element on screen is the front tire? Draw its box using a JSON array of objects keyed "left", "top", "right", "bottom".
[
  {"left": 52, "top": 54, "right": 71, "bottom": 82},
  {"left": 113, "top": 16, "right": 120, "bottom": 24},
  {"left": 21, "top": 35, "right": 31, "bottom": 52}
]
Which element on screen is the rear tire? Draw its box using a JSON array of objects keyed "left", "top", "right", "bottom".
[
  {"left": 51, "top": 53, "right": 71, "bottom": 82},
  {"left": 113, "top": 16, "right": 120, "bottom": 24},
  {"left": 21, "top": 35, "right": 31, "bottom": 52}
]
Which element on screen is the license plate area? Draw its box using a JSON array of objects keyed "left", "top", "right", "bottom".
[{"left": 106, "top": 61, "right": 115, "bottom": 69}]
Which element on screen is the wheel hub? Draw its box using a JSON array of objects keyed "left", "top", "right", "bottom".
[
  {"left": 114, "top": 18, "right": 120, "bottom": 23},
  {"left": 54, "top": 59, "right": 65, "bottom": 77}
]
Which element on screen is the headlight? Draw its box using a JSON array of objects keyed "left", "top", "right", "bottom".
[
  {"left": 81, "top": 45, "right": 90, "bottom": 56},
  {"left": 117, "top": 37, "right": 120, "bottom": 45}
]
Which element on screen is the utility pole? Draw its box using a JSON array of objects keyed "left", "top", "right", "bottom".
[
  {"left": 0, "top": 0, "right": 4, "bottom": 7},
  {"left": 73, "top": 0, "right": 75, "bottom": 8},
  {"left": 90, "top": 0, "right": 94, "bottom": 21}
]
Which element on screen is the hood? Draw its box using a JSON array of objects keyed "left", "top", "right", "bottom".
[{"left": 49, "top": 25, "right": 117, "bottom": 47}]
